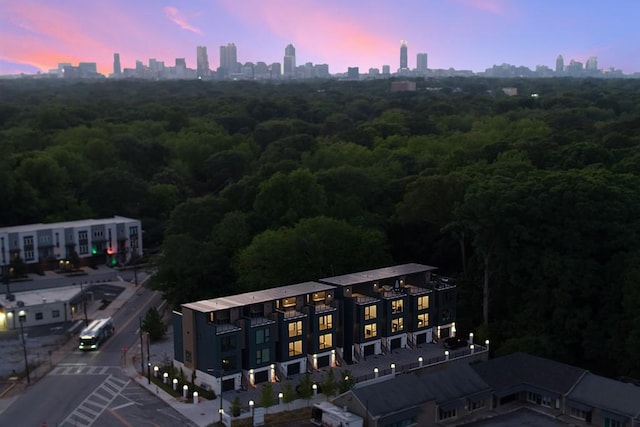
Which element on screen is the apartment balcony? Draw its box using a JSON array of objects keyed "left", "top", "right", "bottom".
[
  {"left": 215, "top": 323, "right": 242, "bottom": 335},
  {"left": 353, "top": 294, "right": 380, "bottom": 305},
  {"left": 281, "top": 309, "right": 306, "bottom": 320},
  {"left": 314, "top": 304, "right": 337, "bottom": 314},
  {"left": 249, "top": 316, "right": 275, "bottom": 327}
]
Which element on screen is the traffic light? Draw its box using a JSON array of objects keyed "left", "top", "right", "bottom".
[
  {"left": 91, "top": 246, "right": 97, "bottom": 255},
  {"left": 111, "top": 257, "right": 117, "bottom": 266}
]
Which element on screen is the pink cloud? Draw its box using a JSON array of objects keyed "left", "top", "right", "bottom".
[
  {"left": 458, "top": 0, "right": 510, "bottom": 16},
  {"left": 219, "top": 0, "right": 396, "bottom": 68},
  {"left": 164, "top": 6, "right": 202, "bottom": 35}
]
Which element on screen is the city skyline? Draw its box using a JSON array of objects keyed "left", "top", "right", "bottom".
[{"left": 1, "top": 1, "right": 639, "bottom": 76}]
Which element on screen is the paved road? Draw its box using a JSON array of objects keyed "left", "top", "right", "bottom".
[{"left": 0, "top": 279, "right": 197, "bottom": 427}]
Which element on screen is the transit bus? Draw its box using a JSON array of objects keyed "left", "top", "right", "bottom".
[{"left": 78, "top": 317, "right": 115, "bottom": 350}]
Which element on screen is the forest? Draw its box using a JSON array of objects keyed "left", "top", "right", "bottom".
[{"left": 1, "top": 76, "right": 639, "bottom": 380}]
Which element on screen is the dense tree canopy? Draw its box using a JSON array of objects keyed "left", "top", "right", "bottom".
[{"left": 2, "top": 76, "right": 640, "bottom": 379}]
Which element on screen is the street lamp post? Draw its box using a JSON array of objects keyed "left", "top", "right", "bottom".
[
  {"left": 18, "top": 310, "right": 30, "bottom": 384},
  {"left": 207, "top": 368, "right": 224, "bottom": 425}
]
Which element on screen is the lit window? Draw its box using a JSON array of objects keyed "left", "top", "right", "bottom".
[
  {"left": 319, "top": 333, "right": 333, "bottom": 350},
  {"left": 391, "top": 299, "right": 404, "bottom": 314},
  {"left": 364, "top": 323, "right": 377, "bottom": 338},
  {"left": 417, "top": 313, "right": 429, "bottom": 327},
  {"left": 417, "top": 295, "right": 429, "bottom": 310},
  {"left": 319, "top": 314, "right": 333, "bottom": 331},
  {"left": 288, "top": 340, "right": 303, "bottom": 357},
  {"left": 288, "top": 321, "right": 302, "bottom": 338},
  {"left": 364, "top": 305, "right": 377, "bottom": 320},
  {"left": 392, "top": 317, "right": 404, "bottom": 332}
]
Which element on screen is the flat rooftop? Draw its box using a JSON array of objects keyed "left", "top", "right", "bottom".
[
  {"left": 183, "top": 281, "right": 336, "bottom": 312},
  {"left": 1, "top": 285, "right": 83, "bottom": 309},
  {"left": 0, "top": 215, "right": 139, "bottom": 233},
  {"left": 319, "top": 263, "right": 437, "bottom": 287}
]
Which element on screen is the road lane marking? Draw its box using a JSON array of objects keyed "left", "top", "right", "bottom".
[{"left": 110, "top": 401, "right": 136, "bottom": 411}]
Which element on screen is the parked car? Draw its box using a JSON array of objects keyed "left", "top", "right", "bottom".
[{"left": 443, "top": 336, "right": 468, "bottom": 350}]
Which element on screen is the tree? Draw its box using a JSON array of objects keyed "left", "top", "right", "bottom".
[
  {"left": 297, "top": 373, "right": 314, "bottom": 403},
  {"left": 253, "top": 168, "right": 327, "bottom": 228},
  {"left": 320, "top": 368, "right": 337, "bottom": 398},
  {"left": 235, "top": 216, "right": 391, "bottom": 291},
  {"left": 281, "top": 381, "right": 295, "bottom": 405},
  {"left": 141, "top": 307, "right": 168, "bottom": 342},
  {"left": 338, "top": 370, "right": 355, "bottom": 394},
  {"left": 258, "top": 381, "right": 275, "bottom": 411},
  {"left": 230, "top": 395, "right": 242, "bottom": 417}
]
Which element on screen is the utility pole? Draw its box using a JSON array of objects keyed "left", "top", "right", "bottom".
[
  {"left": 139, "top": 316, "right": 144, "bottom": 374},
  {"left": 80, "top": 282, "right": 88, "bottom": 326}
]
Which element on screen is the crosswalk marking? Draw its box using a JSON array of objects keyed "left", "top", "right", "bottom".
[
  {"left": 61, "top": 374, "right": 130, "bottom": 426},
  {"left": 50, "top": 365, "right": 115, "bottom": 376}
]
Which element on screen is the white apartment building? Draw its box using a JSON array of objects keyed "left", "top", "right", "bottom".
[{"left": 0, "top": 216, "right": 142, "bottom": 269}]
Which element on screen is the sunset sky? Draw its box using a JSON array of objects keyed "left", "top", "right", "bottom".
[{"left": 1, "top": 0, "right": 639, "bottom": 76}]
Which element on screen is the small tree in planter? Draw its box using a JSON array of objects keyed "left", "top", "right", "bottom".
[
  {"left": 259, "top": 381, "right": 275, "bottom": 412},
  {"left": 338, "top": 369, "right": 356, "bottom": 394},
  {"left": 281, "top": 380, "right": 295, "bottom": 408},
  {"left": 297, "top": 373, "right": 314, "bottom": 405},
  {"left": 321, "top": 368, "right": 337, "bottom": 398},
  {"left": 230, "top": 395, "right": 242, "bottom": 417},
  {"left": 142, "top": 306, "right": 168, "bottom": 341}
]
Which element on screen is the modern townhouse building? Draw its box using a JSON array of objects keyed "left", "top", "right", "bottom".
[
  {"left": 173, "top": 281, "right": 339, "bottom": 395},
  {"left": 172, "top": 263, "right": 458, "bottom": 394},
  {"left": 0, "top": 216, "right": 142, "bottom": 273},
  {"left": 318, "top": 263, "right": 457, "bottom": 364}
]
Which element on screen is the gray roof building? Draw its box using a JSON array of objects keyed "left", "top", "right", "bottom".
[
  {"left": 472, "top": 352, "right": 587, "bottom": 398},
  {"left": 568, "top": 372, "right": 640, "bottom": 424}
]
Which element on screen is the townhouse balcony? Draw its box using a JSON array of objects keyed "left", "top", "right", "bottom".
[
  {"left": 215, "top": 323, "right": 242, "bottom": 335},
  {"left": 314, "top": 303, "right": 337, "bottom": 314},
  {"left": 282, "top": 309, "right": 306, "bottom": 320},
  {"left": 353, "top": 294, "right": 380, "bottom": 305},
  {"left": 249, "top": 316, "right": 275, "bottom": 327}
]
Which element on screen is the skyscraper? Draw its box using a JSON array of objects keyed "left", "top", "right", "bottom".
[
  {"left": 555, "top": 54, "right": 564, "bottom": 73},
  {"left": 219, "top": 43, "right": 238, "bottom": 77},
  {"left": 113, "top": 53, "right": 121, "bottom": 76},
  {"left": 400, "top": 40, "right": 408, "bottom": 71},
  {"left": 284, "top": 44, "right": 296, "bottom": 78},
  {"left": 416, "top": 53, "right": 428, "bottom": 73},
  {"left": 196, "top": 46, "right": 210, "bottom": 78},
  {"left": 586, "top": 56, "right": 598, "bottom": 71}
]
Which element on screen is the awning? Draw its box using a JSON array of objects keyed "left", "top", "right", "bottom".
[
  {"left": 439, "top": 399, "right": 465, "bottom": 411},
  {"left": 567, "top": 400, "right": 592, "bottom": 412},
  {"left": 600, "top": 409, "right": 628, "bottom": 423}
]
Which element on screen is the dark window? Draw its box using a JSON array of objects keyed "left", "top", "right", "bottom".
[
  {"left": 256, "top": 348, "right": 270, "bottom": 364},
  {"left": 256, "top": 328, "right": 270, "bottom": 344},
  {"left": 221, "top": 335, "right": 236, "bottom": 351},
  {"left": 222, "top": 356, "right": 237, "bottom": 371},
  {"left": 35, "top": 312, "right": 43, "bottom": 320}
]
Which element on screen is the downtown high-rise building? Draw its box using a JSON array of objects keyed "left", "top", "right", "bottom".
[
  {"left": 113, "top": 53, "right": 121, "bottom": 76},
  {"left": 556, "top": 54, "right": 564, "bottom": 73},
  {"left": 196, "top": 46, "right": 210, "bottom": 78},
  {"left": 416, "top": 53, "right": 428, "bottom": 73},
  {"left": 400, "top": 40, "right": 408, "bottom": 71},
  {"left": 586, "top": 56, "right": 598, "bottom": 71},
  {"left": 219, "top": 43, "right": 238, "bottom": 77},
  {"left": 284, "top": 44, "right": 296, "bottom": 78}
]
